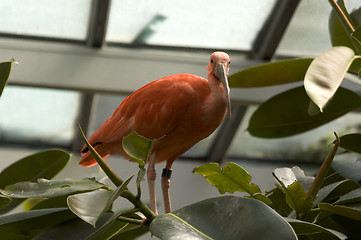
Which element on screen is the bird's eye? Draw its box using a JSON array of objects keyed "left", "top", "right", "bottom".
[
  {"left": 229, "top": 61, "right": 231, "bottom": 65},
  {"left": 210, "top": 59, "right": 214, "bottom": 63}
]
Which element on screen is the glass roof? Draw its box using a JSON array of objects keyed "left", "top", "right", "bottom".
[
  {"left": 0, "top": 0, "right": 91, "bottom": 40},
  {"left": 106, "top": 0, "right": 277, "bottom": 50}
]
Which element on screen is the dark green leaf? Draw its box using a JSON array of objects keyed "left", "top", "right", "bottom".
[
  {"left": 266, "top": 187, "right": 293, "bottom": 217},
  {"left": 280, "top": 181, "right": 313, "bottom": 214},
  {"left": 32, "top": 212, "right": 127, "bottom": 240},
  {"left": 0, "top": 60, "right": 16, "bottom": 97},
  {"left": 122, "top": 131, "right": 154, "bottom": 167},
  {"left": 286, "top": 218, "right": 347, "bottom": 239},
  {"left": 248, "top": 87, "right": 361, "bottom": 138},
  {"left": 26, "top": 195, "right": 69, "bottom": 210},
  {"left": 228, "top": 58, "right": 312, "bottom": 87},
  {"left": 0, "top": 149, "right": 70, "bottom": 214},
  {"left": 110, "top": 225, "right": 149, "bottom": 240},
  {"left": 336, "top": 188, "right": 361, "bottom": 205},
  {"left": 352, "top": 25, "right": 361, "bottom": 44},
  {"left": 0, "top": 208, "right": 75, "bottom": 240},
  {"left": 0, "top": 195, "right": 11, "bottom": 209},
  {"left": 339, "top": 133, "right": 361, "bottom": 154},
  {"left": 332, "top": 153, "right": 361, "bottom": 182},
  {"left": 319, "top": 203, "right": 361, "bottom": 221},
  {"left": 150, "top": 196, "right": 297, "bottom": 240},
  {"left": 193, "top": 162, "right": 271, "bottom": 205},
  {"left": 315, "top": 180, "right": 360, "bottom": 205},
  {"left": 1, "top": 178, "right": 105, "bottom": 198}
]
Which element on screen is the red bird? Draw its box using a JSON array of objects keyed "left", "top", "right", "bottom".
[{"left": 80, "top": 51, "right": 231, "bottom": 214}]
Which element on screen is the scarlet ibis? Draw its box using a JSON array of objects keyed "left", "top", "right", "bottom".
[{"left": 80, "top": 51, "right": 231, "bottom": 214}]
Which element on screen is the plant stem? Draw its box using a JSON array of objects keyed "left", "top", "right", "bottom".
[
  {"left": 328, "top": 0, "right": 355, "bottom": 34},
  {"left": 78, "top": 125, "right": 156, "bottom": 222},
  {"left": 307, "top": 132, "right": 340, "bottom": 200}
]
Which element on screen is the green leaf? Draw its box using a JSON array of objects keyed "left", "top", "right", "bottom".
[
  {"left": 339, "top": 133, "right": 361, "bottom": 154},
  {"left": 193, "top": 162, "right": 270, "bottom": 205},
  {"left": 32, "top": 212, "right": 128, "bottom": 240},
  {"left": 266, "top": 188, "right": 293, "bottom": 217},
  {"left": 352, "top": 25, "right": 361, "bottom": 44},
  {"left": 0, "top": 60, "right": 17, "bottom": 97},
  {"left": 0, "top": 208, "right": 75, "bottom": 240},
  {"left": 0, "top": 195, "right": 11, "bottom": 209},
  {"left": 276, "top": 179, "right": 313, "bottom": 215},
  {"left": 150, "top": 196, "right": 297, "bottom": 240},
  {"left": 67, "top": 190, "right": 113, "bottom": 227},
  {"left": 315, "top": 180, "right": 360, "bottom": 205},
  {"left": 248, "top": 86, "right": 361, "bottom": 138},
  {"left": 1, "top": 178, "right": 105, "bottom": 199},
  {"left": 122, "top": 131, "right": 154, "bottom": 167},
  {"left": 332, "top": 153, "right": 361, "bottom": 183},
  {"left": 304, "top": 46, "right": 355, "bottom": 112},
  {"left": 110, "top": 225, "right": 149, "bottom": 239},
  {"left": 319, "top": 203, "right": 361, "bottom": 221},
  {"left": 0, "top": 149, "right": 70, "bottom": 214},
  {"left": 24, "top": 196, "right": 69, "bottom": 210},
  {"left": 67, "top": 175, "right": 133, "bottom": 227},
  {"left": 286, "top": 217, "right": 347, "bottom": 239},
  {"left": 337, "top": 188, "right": 361, "bottom": 205},
  {"left": 228, "top": 58, "right": 313, "bottom": 88}
]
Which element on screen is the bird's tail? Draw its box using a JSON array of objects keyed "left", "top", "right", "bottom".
[{"left": 79, "top": 143, "right": 110, "bottom": 167}]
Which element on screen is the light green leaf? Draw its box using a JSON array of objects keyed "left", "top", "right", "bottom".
[
  {"left": 286, "top": 217, "right": 347, "bottom": 239},
  {"left": 67, "top": 190, "right": 113, "bottom": 227},
  {"left": 122, "top": 131, "right": 154, "bottom": 167},
  {"left": 0, "top": 60, "right": 17, "bottom": 97},
  {"left": 228, "top": 58, "right": 313, "bottom": 88},
  {"left": 193, "top": 162, "right": 269, "bottom": 204},
  {"left": 67, "top": 175, "right": 133, "bottom": 227},
  {"left": 1, "top": 178, "right": 105, "bottom": 199},
  {"left": 0, "top": 149, "right": 70, "bottom": 214},
  {"left": 319, "top": 203, "right": 361, "bottom": 221},
  {"left": 150, "top": 196, "right": 297, "bottom": 240},
  {"left": 304, "top": 46, "right": 355, "bottom": 112},
  {"left": 248, "top": 86, "right": 361, "bottom": 138},
  {"left": 0, "top": 208, "right": 75, "bottom": 240},
  {"left": 274, "top": 166, "right": 314, "bottom": 192}
]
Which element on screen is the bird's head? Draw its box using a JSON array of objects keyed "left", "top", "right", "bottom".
[{"left": 207, "top": 51, "right": 231, "bottom": 119}]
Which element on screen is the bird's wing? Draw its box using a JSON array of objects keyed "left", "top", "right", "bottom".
[{"left": 87, "top": 74, "right": 209, "bottom": 145}]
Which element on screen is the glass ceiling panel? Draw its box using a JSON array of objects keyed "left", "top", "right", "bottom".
[
  {"left": 106, "top": 0, "right": 277, "bottom": 50},
  {"left": 0, "top": 86, "right": 80, "bottom": 146},
  {"left": 229, "top": 105, "right": 361, "bottom": 164},
  {"left": 0, "top": 0, "right": 91, "bottom": 40},
  {"left": 276, "top": 0, "right": 360, "bottom": 57}
]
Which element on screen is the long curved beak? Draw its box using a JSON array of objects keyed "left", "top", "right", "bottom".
[{"left": 216, "top": 63, "right": 231, "bottom": 119}]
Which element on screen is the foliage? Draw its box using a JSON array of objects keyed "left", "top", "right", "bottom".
[{"left": 1, "top": 1, "right": 361, "bottom": 239}]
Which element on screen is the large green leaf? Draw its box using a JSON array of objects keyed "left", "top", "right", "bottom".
[
  {"left": 150, "top": 196, "right": 297, "bottom": 240},
  {"left": 339, "top": 133, "right": 361, "bottom": 154},
  {"left": 0, "top": 149, "right": 70, "bottom": 213},
  {"left": 193, "top": 162, "right": 271, "bottom": 205},
  {"left": 337, "top": 188, "right": 361, "bottom": 205},
  {"left": 286, "top": 218, "right": 347, "bottom": 239},
  {"left": 0, "top": 195, "right": 11, "bottom": 210},
  {"left": 332, "top": 153, "right": 361, "bottom": 183},
  {"left": 304, "top": 46, "right": 355, "bottom": 112},
  {"left": 0, "top": 60, "right": 16, "bottom": 97},
  {"left": 314, "top": 180, "right": 360, "bottom": 205},
  {"left": 1, "top": 178, "right": 106, "bottom": 199},
  {"left": 228, "top": 58, "right": 313, "bottom": 88},
  {"left": 319, "top": 203, "right": 361, "bottom": 221},
  {"left": 248, "top": 86, "right": 361, "bottom": 138},
  {"left": 0, "top": 208, "right": 76, "bottom": 240}
]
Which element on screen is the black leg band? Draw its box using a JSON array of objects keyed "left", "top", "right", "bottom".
[{"left": 162, "top": 168, "right": 172, "bottom": 179}]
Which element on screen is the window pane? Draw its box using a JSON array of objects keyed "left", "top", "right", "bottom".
[
  {"left": 106, "top": 0, "right": 277, "bottom": 50},
  {"left": 0, "top": 0, "right": 91, "bottom": 40},
  {"left": 276, "top": 0, "right": 360, "bottom": 57},
  {"left": 0, "top": 86, "right": 80, "bottom": 145}
]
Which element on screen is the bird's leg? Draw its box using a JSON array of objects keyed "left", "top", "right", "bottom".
[
  {"left": 161, "top": 168, "right": 172, "bottom": 213},
  {"left": 147, "top": 152, "right": 158, "bottom": 215}
]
